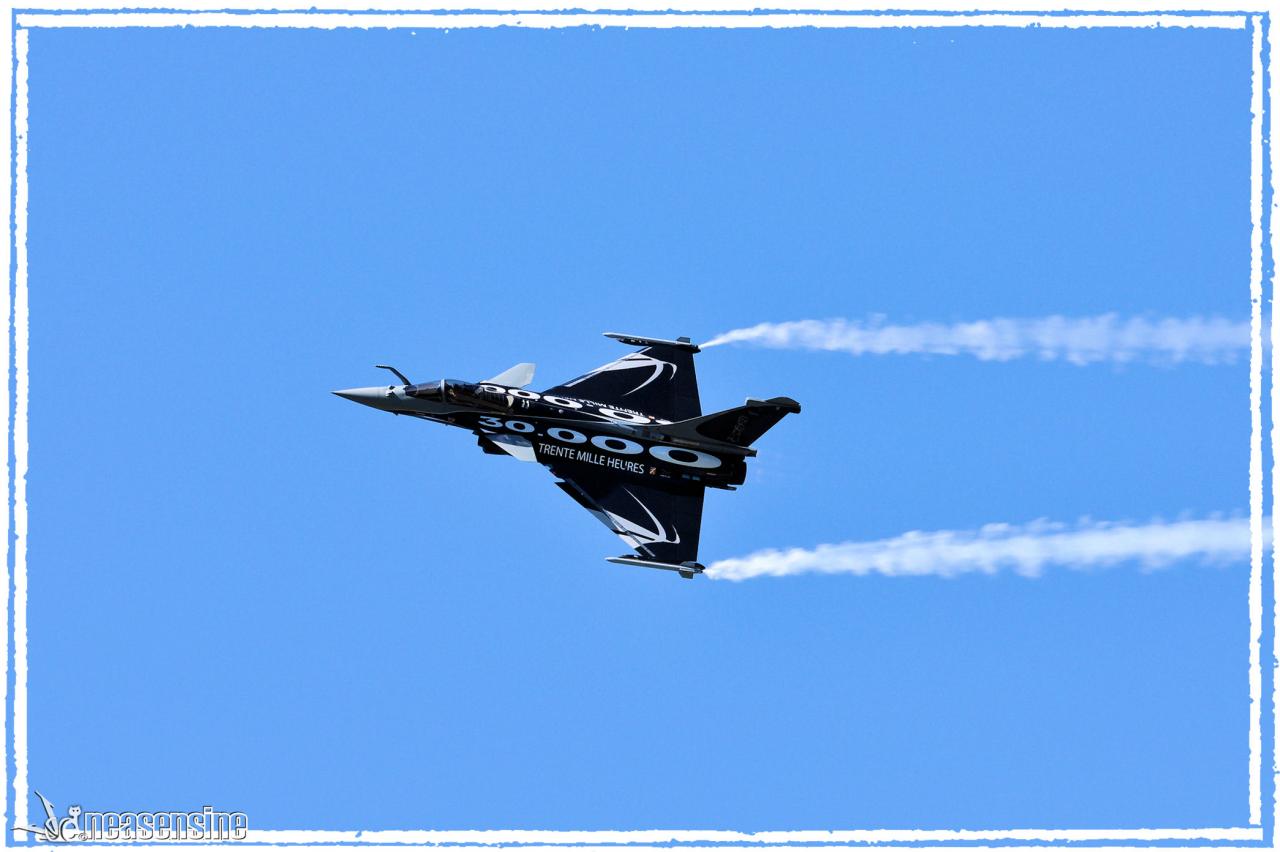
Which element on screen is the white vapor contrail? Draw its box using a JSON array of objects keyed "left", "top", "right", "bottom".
[
  {"left": 705, "top": 516, "right": 1253, "bottom": 581},
  {"left": 701, "top": 315, "right": 1250, "bottom": 365}
]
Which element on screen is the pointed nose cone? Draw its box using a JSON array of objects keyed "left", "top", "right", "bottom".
[{"left": 332, "top": 386, "right": 393, "bottom": 410}]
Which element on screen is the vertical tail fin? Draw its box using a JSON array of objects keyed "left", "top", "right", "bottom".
[{"left": 657, "top": 397, "right": 801, "bottom": 448}]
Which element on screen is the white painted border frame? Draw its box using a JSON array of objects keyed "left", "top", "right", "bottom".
[{"left": 5, "top": 6, "right": 1270, "bottom": 848}]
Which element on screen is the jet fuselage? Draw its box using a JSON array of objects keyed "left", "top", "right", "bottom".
[{"left": 334, "top": 378, "right": 749, "bottom": 490}]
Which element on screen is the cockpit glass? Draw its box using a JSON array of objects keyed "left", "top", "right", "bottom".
[{"left": 406, "top": 380, "right": 444, "bottom": 401}]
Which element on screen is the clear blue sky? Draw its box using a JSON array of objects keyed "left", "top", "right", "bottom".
[{"left": 25, "top": 23, "right": 1252, "bottom": 831}]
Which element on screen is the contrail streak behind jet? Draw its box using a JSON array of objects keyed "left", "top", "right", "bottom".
[
  {"left": 701, "top": 315, "right": 1250, "bottom": 365},
  {"left": 705, "top": 516, "right": 1254, "bottom": 581}
]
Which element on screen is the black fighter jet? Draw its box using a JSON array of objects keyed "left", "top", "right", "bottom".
[{"left": 334, "top": 333, "right": 799, "bottom": 579}]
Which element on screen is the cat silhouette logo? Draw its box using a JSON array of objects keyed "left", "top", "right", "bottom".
[{"left": 15, "top": 792, "right": 81, "bottom": 842}]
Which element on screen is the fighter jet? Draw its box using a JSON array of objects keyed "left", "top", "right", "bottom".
[{"left": 334, "top": 333, "right": 800, "bottom": 578}]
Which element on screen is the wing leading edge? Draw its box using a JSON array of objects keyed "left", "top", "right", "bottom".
[{"left": 543, "top": 334, "right": 701, "bottom": 422}]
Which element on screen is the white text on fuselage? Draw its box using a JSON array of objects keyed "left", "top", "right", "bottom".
[{"left": 537, "top": 442, "right": 648, "bottom": 474}]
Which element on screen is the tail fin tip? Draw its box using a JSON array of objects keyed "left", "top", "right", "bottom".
[{"left": 662, "top": 396, "right": 800, "bottom": 448}]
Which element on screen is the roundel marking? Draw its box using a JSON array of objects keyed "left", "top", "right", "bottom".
[
  {"left": 598, "top": 408, "right": 649, "bottom": 424},
  {"left": 591, "top": 435, "right": 644, "bottom": 455},
  {"left": 548, "top": 427, "right": 587, "bottom": 444},
  {"left": 543, "top": 396, "right": 583, "bottom": 409},
  {"left": 649, "top": 445, "right": 722, "bottom": 469},
  {"left": 508, "top": 389, "right": 541, "bottom": 400}
]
